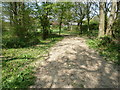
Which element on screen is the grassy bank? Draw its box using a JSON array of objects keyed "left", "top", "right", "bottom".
[
  {"left": 86, "top": 37, "right": 120, "bottom": 65},
  {"left": 2, "top": 35, "right": 63, "bottom": 88}
]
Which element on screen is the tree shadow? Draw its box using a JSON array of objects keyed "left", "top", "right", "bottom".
[{"left": 30, "top": 43, "right": 119, "bottom": 88}]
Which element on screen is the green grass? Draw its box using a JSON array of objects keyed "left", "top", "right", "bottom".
[
  {"left": 51, "top": 28, "right": 64, "bottom": 34},
  {"left": 61, "top": 29, "right": 79, "bottom": 35},
  {"left": 2, "top": 35, "right": 63, "bottom": 88},
  {"left": 86, "top": 38, "right": 120, "bottom": 65}
]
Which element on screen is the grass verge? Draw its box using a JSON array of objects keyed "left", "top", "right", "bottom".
[
  {"left": 2, "top": 35, "right": 63, "bottom": 88},
  {"left": 86, "top": 37, "right": 120, "bottom": 65}
]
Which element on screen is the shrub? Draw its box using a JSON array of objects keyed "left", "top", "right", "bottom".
[
  {"left": 87, "top": 36, "right": 120, "bottom": 65},
  {"left": 98, "top": 36, "right": 112, "bottom": 46}
]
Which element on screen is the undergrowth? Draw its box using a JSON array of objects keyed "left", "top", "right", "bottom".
[
  {"left": 86, "top": 36, "right": 120, "bottom": 65},
  {"left": 2, "top": 35, "right": 63, "bottom": 88}
]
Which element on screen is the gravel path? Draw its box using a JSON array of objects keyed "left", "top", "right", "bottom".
[{"left": 30, "top": 36, "right": 119, "bottom": 88}]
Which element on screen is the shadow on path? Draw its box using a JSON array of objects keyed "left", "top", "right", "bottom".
[{"left": 30, "top": 37, "right": 119, "bottom": 88}]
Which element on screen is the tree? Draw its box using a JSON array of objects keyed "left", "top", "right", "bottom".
[
  {"left": 63, "top": 2, "right": 73, "bottom": 31},
  {"left": 35, "top": 2, "right": 53, "bottom": 40},
  {"left": 116, "top": 1, "right": 120, "bottom": 19},
  {"left": 86, "top": 2, "right": 92, "bottom": 32},
  {"left": 98, "top": 2, "right": 105, "bottom": 38},
  {"left": 106, "top": 0, "right": 117, "bottom": 36},
  {"left": 104, "top": 2, "right": 110, "bottom": 33},
  {"left": 73, "top": 2, "right": 86, "bottom": 34},
  {"left": 2, "top": 2, "right": 34, "bottom": 40},
  {"left": 53, "top": 2, "right": 68, "bottom": 35},
  {"left": 112, "top": 1, "right": 120, "bottom": 39}
]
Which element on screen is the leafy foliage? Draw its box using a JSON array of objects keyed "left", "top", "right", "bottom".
[
  {"left": 1, "top": 2, "right": 120, "bottom": 88},
  {"left": 2, "top": 61, "right": 35, "bottom": 88},
  {"left": 2, "top": 34, "right": 63, "bottom": 88},
  {"left": 2, "top": 32, "right": 40, "bottom": 48},
  {"left": 86, "top": 36, "right": 120, "bottom": 65}
]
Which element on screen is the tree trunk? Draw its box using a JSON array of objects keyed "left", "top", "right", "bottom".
[
  {"left": 59, "top": 9, "right": 63, "bottom": 35},
  {"left": 98, "top": 2, "right": 105, "bottom": 38},
  {"left": 87, "top": 17, "right": 90, "bottom": 32},
  {"left": 117, "top": 1, "right": 120, "bottom": 19},
  {"left": 70, "top": 23, "right": 72, "bottom": 31},
  {"left": 42, "top": 14, "right": 49, "bottom": 40},
  {"left": 59, "top": 21, "right": 62, "bottom": 35},
  {"left": 9, "top": 2, "right": 13, "bottom": 26},
  {"left": 67, "top": 24, "right": 70, "bottom": 30},
  {"left": 13, "top": 2, "right": 17, "bottom": 24},
  {"left": 79, "top": 20, "right": 83, "bottom": 35},
  {"left": 106, "top": 1, "right": 117, "bottom": 36},
  {"left": 78, "top": 15, "right": 84, "bottom": 35},
  {"left": 104, "top": 2, "right": 108, "bottom": 33},
  {"left": 87, "top": 2, "right": 90, "bottom": 32},
  {"left": 67, "top": 22, "right": 70, "bottom": 31}
]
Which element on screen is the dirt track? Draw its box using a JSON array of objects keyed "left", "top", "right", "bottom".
[{"left": 30, "top": 36, "right": 119, "bottom": 88}]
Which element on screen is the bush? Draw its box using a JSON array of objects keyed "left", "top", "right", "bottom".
[
  {"left": 63, "top": 26, "right": 68, "bottom": 30},
  {"left": 2, "top": 29, "right": 41, "bottom": 48},
  {"left": 98, "top": 36, "right": 112, "bottom": 46},
  {"left": 82, "top": 24, "right": 88, "bottom": 32},
  {"left": 2, "top": 38, "right": 25, "bottom": 48},
  {"left": 89, "top": 21, "right": 99, "bottom": 30},
  {"left": 2, "top": 36, "right": 40, "bottom": 48},
  {"left": 113, "top": 17, "right": 120, "bottom": 39}
]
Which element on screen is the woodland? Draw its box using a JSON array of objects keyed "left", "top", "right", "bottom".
[{"left": 1, "top": 1, "right": 120, "bottom": 88}]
